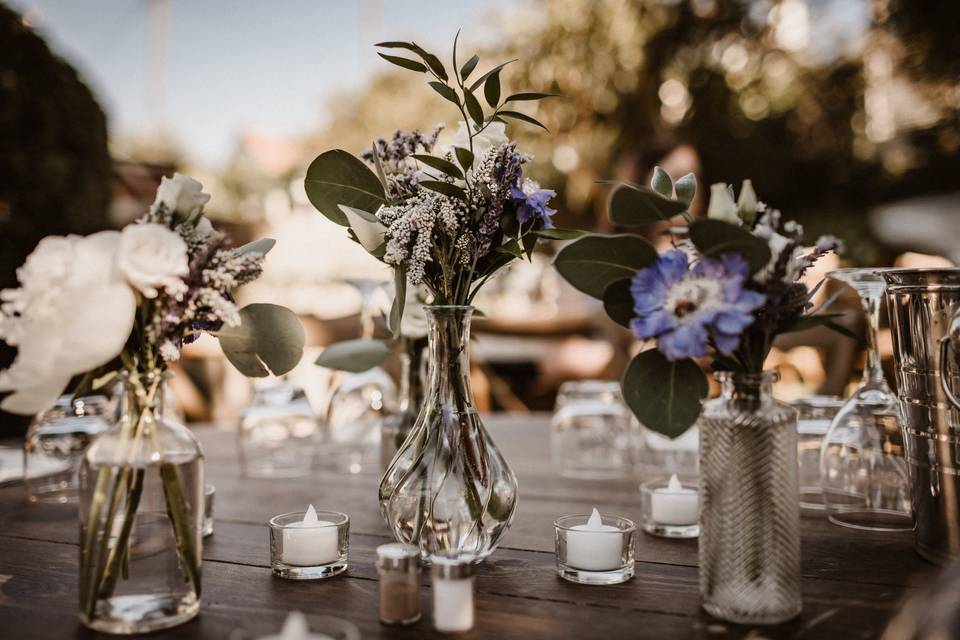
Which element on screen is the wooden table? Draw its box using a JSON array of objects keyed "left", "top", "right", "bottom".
[{"left": 0, "top": 415, "right": 934, "bottom": 639}]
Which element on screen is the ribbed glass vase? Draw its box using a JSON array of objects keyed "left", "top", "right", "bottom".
[
  {"left": 378, "top": 305, "right": 518, "bottom": 561},
  {"left": 698, "top": 371, "right": 801, "bottom": 625},
  {"left": 78, "top": 372, "right": 204, "bottom": 634}
]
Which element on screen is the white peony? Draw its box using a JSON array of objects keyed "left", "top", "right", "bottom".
[
  {"left": 150, "top": 173, "right": 210, "bottom": 223},
  {"left": 116, "top": 223, "right": 189, "bottom": 298},
  {"left": 437, "top": 121, "right": 510, "bottom": 173},
  {"left": 0, "top": 232, "right": 136, "bottom": 414},
  {"left": 707, "top": 183, "right": 740, "bottom": 225},
  {"left": 399, "top": 285, "right": 430, "bottom": 339}
]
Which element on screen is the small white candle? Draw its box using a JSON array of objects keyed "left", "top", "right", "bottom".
[
  {"left": 281, "top": 505, "right": 339, "bottom": 566},
  {"left": 650, "top": 474, "right": 699, "bottom": 526},
  {"left": 433, "top": 577, "right": 474, "bottom": 633},
  {"left": 258, "top": 611, "right": 333, "bottom": 640},
  {"left": 565, "top": 508, "right": 623, "bottom": 571}
]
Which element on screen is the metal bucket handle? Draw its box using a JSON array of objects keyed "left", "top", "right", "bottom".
[{"left": 941, "top": 309, "right": 960, "bottom": 410}]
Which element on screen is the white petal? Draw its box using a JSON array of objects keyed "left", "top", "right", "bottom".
[
  {"left": 57, "top": 283, "right": 136, "bottom": 374},
  {"left": 0, "top": 374, "right": 71, "bottom": 415}
]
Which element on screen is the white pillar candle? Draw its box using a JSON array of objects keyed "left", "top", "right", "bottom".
[
  {"left": 432, "top": 577, "right": 474, "bottom": 633},
  {"left": 565, "top": 508, "right": 623, "bottom": 571},
  {"left": 650, "top": 474, "right": 699, "bottom": 526},
  {"left": 281, "top": 505, "right": 339, "bottom": 566}
]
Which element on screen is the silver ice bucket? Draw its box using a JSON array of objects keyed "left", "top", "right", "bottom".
[{"left": 883, "top": 268, "right": 960, "bottom": 564}]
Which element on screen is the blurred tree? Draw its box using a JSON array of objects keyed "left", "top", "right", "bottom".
[{"left": 0, "top": 4, "right": 112, "bottom": 433}]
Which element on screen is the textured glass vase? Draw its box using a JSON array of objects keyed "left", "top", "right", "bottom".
[
  {"left": 79, "top": 373, "right": 204, "bottom": 634},
  {"left": 379, "top": 305, "right": 518, "bottom": 561},
  {"left": 380, "top": 337, "right": 428, "bottom": 474},
  {"left": 698, "top": 371, "right": 801, "bottom": 625}
]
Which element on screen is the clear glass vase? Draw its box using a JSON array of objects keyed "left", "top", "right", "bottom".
[
  {"left": 78, "top": 372, "right": 204, "bottom": 634},
  {"left": 378, "top": 305, "right": 518, "bottom": 562},
  {"left": 698, "top": 371, "right": 801, "bottom": 625},
  {"left": 380, "top": 337, "right": 428, "bottom": 474}
]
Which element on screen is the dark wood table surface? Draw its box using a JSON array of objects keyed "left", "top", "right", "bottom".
[{"left": 0, "top": 414, "right": 935, "bottom": 639}]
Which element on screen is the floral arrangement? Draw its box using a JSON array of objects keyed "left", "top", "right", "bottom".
[
  {"left": 0, "top": 173, "right": 304, "bottom": 413},
  {"left": 304, "top": 34, "right": 561, "bottom": 351},
  {"left": 555, "top": 170, "right": 843, "bottom": 436}
]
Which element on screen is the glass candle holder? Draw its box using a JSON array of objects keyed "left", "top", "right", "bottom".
[
  {"left": 376, "top": 543, "right": 421, "bottom": 626},
  {"left": 791, "top": 396, "right": 844, "bottom": 511},
  {"left": 430, "top": 552, "right": 475, "bottom": 634},
  {"left": 554, "top": 510, "right": 636, "bottom": 585},
  {"left": 550, "top": 381, "right": 633, "bottom": 479},
  {"left": 640, "top": 475, "right": 700, "bottom": 539},
  {"left": 203, "top": 484, "right": 215, "bottom": 538},
  {"left": 269, "top": 509, "right": 349, "bottom": 579}
]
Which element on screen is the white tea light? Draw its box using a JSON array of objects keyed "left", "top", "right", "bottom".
[
  {"left": 282, "top": 505, "right": 339, "bottom": 566},
  {"left": 258, "top": 611, "right": 333, "bottom": 640},
  {"left": 565, "top": 508, "right": 624, "bottom": 571},
  {"left": 651, "top": 474, "right": 699, "bottom": 525}
]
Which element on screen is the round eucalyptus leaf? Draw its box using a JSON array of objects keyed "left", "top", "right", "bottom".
[
  {"left": 608, "top": 183, "right": 687, "bottom": 226},
  {"left": 218, "top": 304, "right": 305, "bottom": 377},
  {"left": 315, "top": 339, "right": 393, "bottom": 373},
  {"left": 622, "top": 350, "right": 708, "bottom": 439},
  {"left": 304, "top": 150, "right": 385, "bottom": 227},
  {"left": 553, "top": 234, "right": 658, "bottom": 299},
  {"left": 688, "top": 219, "right": 772, "bottom": 275},
  {"left": 602, "top": 278, "right": 634, "bottom": 328}
]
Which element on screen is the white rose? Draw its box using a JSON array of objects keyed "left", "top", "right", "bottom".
[
  {"left": 436, "top": 121, "right": 511, "bottom": 173},
  {"left": 150, "top": 173, "right": 211, "bottom": 222},
  {"left": 0, "top": 233, "right": 136, "bottom": 414},
  {"left": 400, "top": 285, "right": 430, "bottom": 339},
  {"left": 707, "top": 183, "right": 740, "bottom": 225},
  {"left": 116, "top": 223, "right": 189, "bottom": 298}
]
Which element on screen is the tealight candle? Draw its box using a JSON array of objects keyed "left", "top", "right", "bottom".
[
  {"left": 554, "top": 509, "right": 635, "bottom": 585},
  {"left": 257, "top": 611, "right": 359, "bottom": 640},
  {"left": 269, "top": 506, "right": 349, "bottom": 579},
  {"left": 641, "top": 475, "right": 700, "bottom": 539}
]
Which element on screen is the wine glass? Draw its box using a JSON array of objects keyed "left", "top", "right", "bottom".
[
  {"left": 325, "top": 278, "right": 397, "bottom": 474},
  {"left": 819, "top": 268, "right": 912, "bottom": 531}
]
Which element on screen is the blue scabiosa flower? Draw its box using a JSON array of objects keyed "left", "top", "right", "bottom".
[
  {"left": 630, "top": 250, "right": 766, "bottom": 360},
  {"left": 511, "top": 178, "right": 557, "bottom": 229}
]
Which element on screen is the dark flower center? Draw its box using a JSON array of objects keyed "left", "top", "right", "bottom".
[{"left": 674, "top": 300, "right": 698, "bottom": 317}]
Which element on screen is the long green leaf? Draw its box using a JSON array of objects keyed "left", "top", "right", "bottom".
[
  {"left": 217, "top": 304, "right": 305, "bottom": 377},
  {"left": 464, "top": 91, "right": 485, "bottom": 128},
  {"left": 505, "top": 92, "right": 559, "bottom": 102},
  {"left": 304, "top": 150, "right": 385, "bottom": 226},
  {"left": 688, "top": 219, "right": 772, "bottom": 275},
  {"left": 429, "top": 81, "right": 460, "bottom": 106},
  {"left": 419, "top": 180, "right": 468, "bottom": 201},
  {"left": 460, "top": 54, "right": 480, "bottom": 80},
  {"left": 608, "top": 183, "right": 687, "bottom": 226},
  {"left": 622, "top": 350, "right": 708, "bottom": 438},
  {"left": 377, "top": 53, "right": 427, "bottom": 73},
  {"left": 412, "top": 154, "right": 463, "bottom": 179},
  {"left": 469, "top": 59, "right": 517, "bottom": 91},
  {"left": 497, "top": 110, "right": 548, "bottom": 131},
  {"left": 454, "top": 146, "right": 475, "bottom": 170},
  {"left": 390, "top": 267, "right": 406, "bottom": 339},
  {"left": 530, "top": 228, "right": 588, "bottom": 240},
  {"left": 553, "top": 233, "right": 658, "bottom": 299},
  {"left": 376, "top": 41, "right": 446, "bottom": 80},
  {"left": 315, "top": 339, "right": 392, "bottom": 373},
  {"left": 483, "top": 69, "right": 501, "bottom": 107}
]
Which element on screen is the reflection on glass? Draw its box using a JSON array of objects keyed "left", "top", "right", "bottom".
[
  {"left": 550, "top": 381, "right": 632, "bottom": 479},
  {"left": 791, "top": 395, "right": 845, "bottom": 510},
  {"left": 238, "top": 381, "right": 319, "bottom": 478}
]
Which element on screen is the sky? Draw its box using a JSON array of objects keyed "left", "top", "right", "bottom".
[{"left": 8, "top": 0, "right": 510, "bottom": 168}]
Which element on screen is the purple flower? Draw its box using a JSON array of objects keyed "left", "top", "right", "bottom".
[
  {"left": 630, "top": 250, "right": 766, "bottom": 360},
  {"left": 511, "top": 178, "right": 557, "bottom": 229}
]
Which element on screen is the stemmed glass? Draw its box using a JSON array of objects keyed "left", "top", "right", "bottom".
[
  {"left": 819, "top": 268, "right": 912, "bottom": 531},
  {"left": 325, "top": 278, "right": 397, "bottom": 474}
]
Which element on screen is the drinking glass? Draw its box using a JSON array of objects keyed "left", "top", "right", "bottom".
[
  {"left": 238, "top": 381, "right": 319, "bottom": 478},
  {"left": 820, "top": 268, "right": 912, "bottom": 531},
  {"left": 550, "top": 381, "right": 632, "bottom": 479},
  {"left": 791, "top": 395, "right": 845, "bottom": 510}
]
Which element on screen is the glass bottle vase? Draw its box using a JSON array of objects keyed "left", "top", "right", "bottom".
[
  {"left": 378, "top": 305, "right": 518, "bottom": 561},
  {"left": 698, "top": 371, "right": 801, "bottom": 625},
  {"left": 78, "top": 372, "right": 204, "bottom": 634}
]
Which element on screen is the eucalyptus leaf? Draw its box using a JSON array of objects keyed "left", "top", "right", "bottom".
[
  {"left": 304, "top": 150, "right": 385, "bottom": 226},
  {"left": 505, "top": 92, "right": 559, "bottom": 102},
  {"left": 376, "top": 53, "right": 427, "bottom": 73},
  {"left": 553, "top": 233, "right": 658, "bottom": 299},
  {"left": 464, "top": 91, "right": 485, "bottom": 128},
  {"left": 530, "top": 228, "right": 588, "bottom": 240},
  {"left": 412, "top": 154, "right": 463, "bottom": 179},
  {"left": 608, "top": 183, "right": 687, "bottom": 226},
  {"left": 419, "top": 180, "right": 468, "bottom": 201},
  {"left": 389, "top": 267, "right": 406, "bottom": 339},
  {"left": 339, "top": 205, "right": 387, "bottom": 254},
  {"left": 483, "top": 69, "right": 501, "bottom": 108},
  {"left": 429, "top": 81, "right": 460, "bottom": 106},
  {"left": 688, "top": 219, "right": 772, "bottom": 275},
  {"left": 460, "top": 54, "right": 479, "bottom": 80},
  {"left": 315, "top": 339, "right": 392, "bottom": 373},
  {"left": 602, "top": 279, "right": 634, "bottom": 328},
  {"left": 217, "top": 304, "right": 305, "bottom": 377},
  {"left": 497, "top": 110, "right": 548, "bottom": 131},
  {"left": 622, "top": 350, "right": 708, "bottom": 438},
  {"left": 451, "top": 149, "right": 473, "bottom": 175},
  {"left": 469, "top": 59, "right": 517, "bottom": 91},
  {"left": 375, "top": 41, "right": 447, "bottom": 80},
  {"left": 650, "top": 167, "right": 673, "bottom": 198},
  {"left": 675, "top": 173, "right": 697, "bottom": 206},
  {"left": 235, "top": 237, "right": 276, "bottom": 256}
]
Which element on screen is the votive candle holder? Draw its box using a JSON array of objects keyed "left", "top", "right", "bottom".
[
  {"left": 554, "top": 513, "right": 636, "bottom": 585},
  {"left": 640, "top": 476, "right": 700, "bottom": 539},
  {"left": 269, "top": 510, "right": 349, "bottom": 579}
]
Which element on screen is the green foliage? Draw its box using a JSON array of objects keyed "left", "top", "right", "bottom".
[
  {"left": 622, "top": 350, "right": 708, "bottom": 438},
  {"left": 217, "top": 304, "right": 306, "bottom": 377},
  {"left": 608, "top": 183, "right": 688, "bottom": 225},
  {"left": 460, "top": 54, "right": 480, "bottom": 80},
  {"left": 389, "top": 267, "right": 406, "bottom": 339},
  {"left": 454, "top": 147, "right": 475, "bottom": 170},
  {"left": 484, "top": 69, "right": 502, "bottom": 108},
  {"left": 650, "top": 167, "right": 673, "bottom": 197},
  {"left": 412, "top": 154, "right": 463, "bottom": 179},
  {"left": 674, "top": 173, "right": 697, "bottom": 206},
  {"left": 304, "top": 150, "right": 385, "bottom": 226},
  {"left": 497, "top": 110, "right": 548, "bottom": 131},
  {"left": 602, "top": 279, "right": 634, "bottom": 328},
  {"left": 419, "top": 180, "right": 468, "bottom": 201},
  {"left": 315, "top": 339, "right": 392, "bottom": 373},
  {"left": 688, "top": 219, "right": 772, "bottom": 275},
  {"left": 553, "top": 233, "right": 658, "bottom": 298},
  {"left": 377, "top": 53, "right": 428, "bottom": 73}
]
